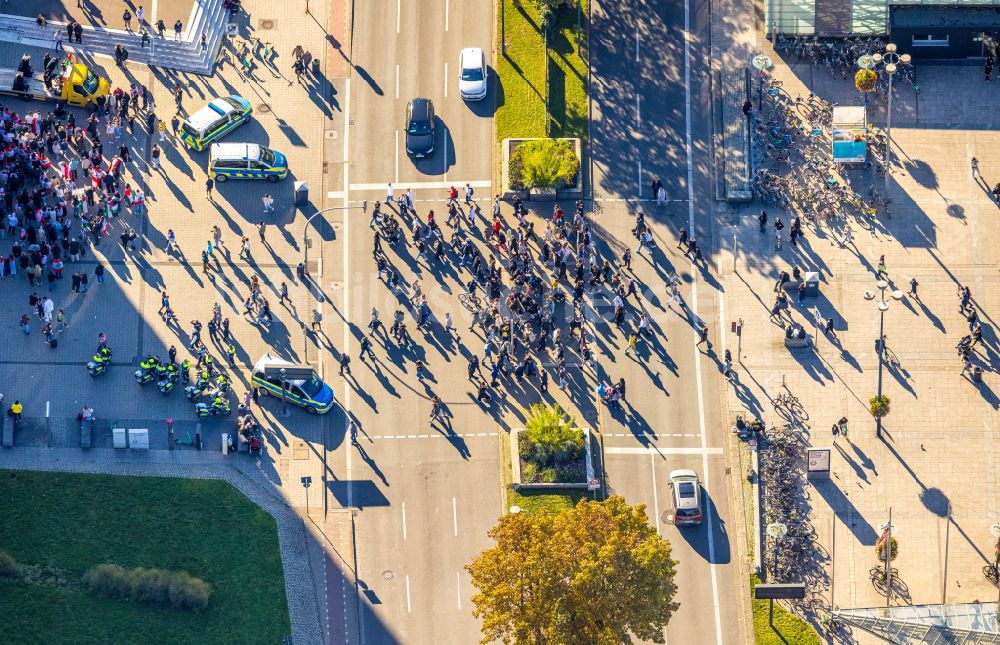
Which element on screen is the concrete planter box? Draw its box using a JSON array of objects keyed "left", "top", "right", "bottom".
[
  {"left": 511, "top": 427, "right": 595, "bottom": 490},
  {"left": 501, "top": 138, "right": 584, "bottom": 201}
]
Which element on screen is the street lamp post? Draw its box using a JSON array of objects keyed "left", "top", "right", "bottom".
[
  {"left": 303, "top": 202, "right": 368, "bottom": 277},
  {"left": 865, "top": 280, "right": 903, "bottom": 438},
  {"left": 879, "top": 512, "right": 896, "bottom": 607},
  {"left": 280, "top": 367, "right": 288, "bottom": 415},
  {"left": 751, "top": 54, "right": 773, "bottom": 112},
  {"left": 872, "top": 44, "right": 911, "bottom": 200}
]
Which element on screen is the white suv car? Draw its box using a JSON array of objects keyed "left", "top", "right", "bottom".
[{"left": 458, "top": 47, "right": 488, "bottom": 101}]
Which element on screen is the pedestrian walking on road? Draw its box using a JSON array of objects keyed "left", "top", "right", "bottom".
[
  {"left": 445, "top": 312, "right": 456, "bottom": 334},
  {"left": 123, "top": 10, "right": 133, "bottom": 32},
  {"left": 258, "top": 222, "right": 267, "bottom": 244},
  {"left": 959, "top": 285, "right": 972, "bottom": 313},
  {"left": 972, "top": 157, "right": 981, "bottom": 180},
  {"left": 876, "top": 254, "right": 887, "bottom": 279},
  {"left": 238, "top": 236, "right": 250, "bottom": 259},
  {"left": 386, "top": 182, "right": 395, "bottom": 205},
  {"left": 174, "top": 19, "right": 183, "bottom": 40},
  {"left": 279, "top": 282, "right": 289, "bottom": 305},
  {"left": 205, "top": 177, "right": 214, "bottom": 200},
  {"left": 53, "top": 29, "right": 64, "bottom": 51},
  {"left": 338, "top": 354, "right": 351, "bottom": 376},
  {"left": 311, "top": 308, "right": 323, "bottom": 332},
  {"left": 696, "top": 321, "right": 712, "bottom": 352},
  {"left": 360, "top": 337, "right": 374, "bottom": 360},
  {"left": 908, "top": 277, "right": 919, "bottom": 300},
  {"left": 262, "top": 194, "right": 274, "bottom": 212},
  {"left": 824, "top": 316, "right": 836, "bottom": 338},
  {"left": 758, "top": 210, "right": 767, "bottom": 233}
]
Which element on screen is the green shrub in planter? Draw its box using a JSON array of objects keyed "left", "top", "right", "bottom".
[
  {"left": 509, "top": 139, "right": 579, "bottom": 190},
  {"left": 522, "top": 462, "right": 540, "bottom": 483},
  {"left": 523, "top": 403, "right": 583, "bottom": 466}
]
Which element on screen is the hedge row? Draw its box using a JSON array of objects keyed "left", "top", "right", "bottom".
[{"left": 82, "top": 564, "right": 212, "bottom": 611}]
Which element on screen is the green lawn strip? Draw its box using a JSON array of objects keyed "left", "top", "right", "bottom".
[
  {"left": 750, "top": 574, "right": 821, "bottom": 645},
  {"left": 0, "top": 471, "right": 290, "bottom": 645},
  {"left": 547, "top": 0, "right": 589, "bottom": 139},
  {"left": 500, "top": 431, "right": 593, "bottom": 515},
  {"left": 496, "top": 0, "right": 547, "bottom": 141},
  {"left": 496, "top": 0, "right": 589, "bottom": 142}
]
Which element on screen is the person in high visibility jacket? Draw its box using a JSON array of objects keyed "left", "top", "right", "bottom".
[{"left": 10, "top": 401, "right": 23, "bottom": 421}]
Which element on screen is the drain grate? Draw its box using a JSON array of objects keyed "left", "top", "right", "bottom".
[
  {"left": 259, "top": 19, "right": 275, "bottom": 30},
  {"left": 257, "top": 103, "right": 271, "bottom": 114}
]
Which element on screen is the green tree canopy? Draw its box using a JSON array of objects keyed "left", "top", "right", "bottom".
[{"left": 467, "top": 496, "right": 680, "bottom": 644}]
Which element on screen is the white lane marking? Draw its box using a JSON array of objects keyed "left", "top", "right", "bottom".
[
  {"left": 444, "top": 62, "right": 449, "bottom": 97},
  {"left": 371, "top": 432, "right": 500, "bottom": 440},
  {"left": 456, "top": 571, "right": 462, "bottom": 610},
  {"left": 636, "top": 95, "right": 641, "bottom": 127},
  {"left": 350, "top": 180, "right": 490, "bottom": 191},
  {"left": 46, "top": 401, "right": 50, "bottom": 418},
  {"left": 445, "top": 0, "right": 450, "bottom": 31},
  {"left": 684, "top": 0, "right": 722, "bottom": 637},
  {"left": 405, "top": 574, "right": 412, "bottom": 613},
  {"left": 635, "top": 28, "right": 639, "bottom": 62},
  {"left": 443, "top": 128, "right": 449, "bottom": 179},
  {"left": 396, "top": 0, "right": 401, "bottom": 33},
  {"left": 651, "top": 455, "right": 661, "bottom": 536},
  {"left": 343, "top": 77, "right": 353, "bottom": 510},
  {"left": 402, "top": 501, "right": 408, "bottom": 540},
  {"left": 395, "top": 64, "right": 399, "bottom": 99},
  {"left": 637, "top": 160, "right": 642, "bottom": 197},
  {"left": 326, "top": 190, "right": 345, "bottom": 199},
  {"left": 452, "top": 497, "right": 459, "bottom": 536},
  {"left": 606, "top": 447, "right": 723, "bottom": 455},
  {"left": 394, "top": 130, "right": 399, "bottom": 184}
]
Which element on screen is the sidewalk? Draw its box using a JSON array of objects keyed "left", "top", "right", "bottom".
[{"left": 719, "top": 45, "right": 1000, "bottom": 642}]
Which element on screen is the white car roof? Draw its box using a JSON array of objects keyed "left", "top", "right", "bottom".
[
  {"left": 210, "top": 142, "right": 261, "bottom": 161},
  {"left": 185, "top": 98, "right": 238, "bottom": 131},
  {"left": 460, "top": 47, "right": 484, "bottom": 69}
]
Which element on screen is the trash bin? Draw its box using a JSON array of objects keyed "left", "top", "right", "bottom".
[
  {"left": 973, "top": 366, "right": 983, "bottom": 383},
  {"left": 804, "top": 271, "right": 820, "bottom": 297},
  {"left": 293, "top": 180, "right": 309, "bottom": 206}
]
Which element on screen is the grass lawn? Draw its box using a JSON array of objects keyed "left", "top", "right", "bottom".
[
  {"left": 751, "top": 574, "right": 820, "bottom": 645},
  {"left": 496, "top": 0, "right": 589, "bottom": 141},
  {"left": 500, "top": 431, "right": 595, "bottom": 515},
  {"left": 0, "top": 470, "right": 291, "bottom": 645}
]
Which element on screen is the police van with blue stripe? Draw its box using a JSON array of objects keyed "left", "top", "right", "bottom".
[
  {"left": 180, "top": 95, "right": 253, "bottom": 151},
  {"left": 209, "top": 143, "right": 289, "bottom": 183},
  {"left": 251, "top": 355, "right": 334, "bottom": 414}
]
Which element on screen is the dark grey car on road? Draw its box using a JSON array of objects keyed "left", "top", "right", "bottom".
[{"left": 405, "top": 98, "right": 435, "bottom": 158}]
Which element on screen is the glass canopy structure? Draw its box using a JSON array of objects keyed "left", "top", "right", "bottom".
[{"left": 834, "top": 602, "right": 1000, "bottom": 644}]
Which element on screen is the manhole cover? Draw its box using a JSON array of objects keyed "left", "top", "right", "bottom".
[
  {"left": 382, "top": 570, "right": 394, "bottom": 580},
  {"left": 259, "top": 19, "right": 275, "bottom": 30},
  {"left": 325, "top": 130, "right": 338, "bottom": 140},
  {"left": 257, "top": 103, "right": 271, "bottom": 114}
]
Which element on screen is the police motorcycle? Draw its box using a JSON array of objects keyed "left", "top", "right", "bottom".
[
  {"left": 87, "top": 346, "right": 112, "bottom": 377},
  {"left": 135, "top": 355, "right": 164, "bottom": 385},
  {"left": 196, "top": 392, "right": 232, "bottom": 419},
  {"left": 157, "top": 362, "right": 180, "bottom": 394},
  {"left": 184, "top": 369, "right": 213, "bottom": 401}
]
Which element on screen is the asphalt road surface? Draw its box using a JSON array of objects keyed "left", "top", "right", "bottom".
[
  {"left": 590, "top": 0, "right": 741, "bottom": 642},
  {"left": 331, "top": 0, "right": 499, "bottom": 642}
]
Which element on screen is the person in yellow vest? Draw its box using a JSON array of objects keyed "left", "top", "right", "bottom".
[
  {"left": 9, "top": 400, "right": 23, "bottom": 421},
  {"left": 227, "top": 344, "right": 236, "bottom": 366}
]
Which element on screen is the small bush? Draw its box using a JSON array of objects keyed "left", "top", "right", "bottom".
[
  {"left": 554, "top": 461, "right": 587, "bottom": 483},
  {"left": 83, "top": 564, "right": 211, "bottom": 611},
  {"left": 0, "top": 551, "right": 20, "bottom": 578},
  {"left": 522, "top": 403, "right": 583, "bottom": 466},
  {"left": 538, "top": 467, "right": 558, "bottom": 483},
  {"left": 509, "top": 139, "right": 579, "bottom": 190},
  {"left": 521, "top": 462, "right": 539, "bottom": 483}
]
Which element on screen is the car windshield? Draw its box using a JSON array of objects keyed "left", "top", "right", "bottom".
[
  {"left": 678, "top": 482, "right": 696, "bottom": 499},
  {"left": 461, "top": 66, "right": 484, "bottom": 82},
  {"left": 259, "top": 148, "right": 276, "bottom": 165},
  {"left": 180, "top": 122, "right": 199, "bottom": 137},
  {"left": 676, "top": 508, "right": 700, "bottom": 517},
  {"left": 81, "top": 70, "right": 99, "bottom": 95},
  {"left": 221, "top": 97, "right": 244, "bottom": 112},
  {"left": 407, "top": 117, "right": 431, "bottom": 135},
  {"left": 299, "top": 377, "right": 325, "bottom": 398}
]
